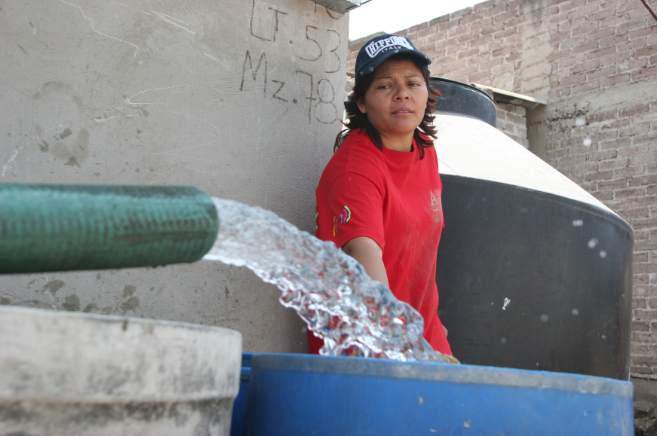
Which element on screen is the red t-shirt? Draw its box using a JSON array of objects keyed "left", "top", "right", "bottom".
[{"left": 312, "top": 129, "right": 452, "bottom": 356}]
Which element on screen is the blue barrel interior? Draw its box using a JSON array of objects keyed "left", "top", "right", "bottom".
[{"left": 232, "top": 353, "right": 633, "bottom": 436}]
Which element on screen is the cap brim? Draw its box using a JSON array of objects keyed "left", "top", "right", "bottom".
[{"left": 358, "top": 49, "right": 431, "bottom": 76}]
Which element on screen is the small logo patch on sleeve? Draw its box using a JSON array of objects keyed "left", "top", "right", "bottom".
[{"left": 332, "top": 205, "right": 352, "bottom": 236}]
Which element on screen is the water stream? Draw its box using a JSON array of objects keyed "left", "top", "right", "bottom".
[{"left": 203, "top": 198, "right": 458, "bottom": 364}]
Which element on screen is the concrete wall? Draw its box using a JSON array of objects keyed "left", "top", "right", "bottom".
[
  {"left": 0, "top": 0, "right": 348, "bottom": 353},
  {"left": 349, "top": 0, "right": 657, "bottom": 375}
]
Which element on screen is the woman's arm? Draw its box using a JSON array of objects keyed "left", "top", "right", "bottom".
[
  {"left": 343, "top": 236, "right": 448, "bottom": 337},
  {"left": 342, "top": 236, "right": 389, "bottom": 287}
]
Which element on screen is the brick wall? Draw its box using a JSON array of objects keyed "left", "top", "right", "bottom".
[
  {"left": 349, "top": 0, "right": 657, "bottom": 377},
  {"left": 496, "top": 103, "right": 529, "bottom": 147}
]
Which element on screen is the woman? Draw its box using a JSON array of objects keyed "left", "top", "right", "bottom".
[{"left": 311, "top": 34, "right": 452, "bottom": 357}]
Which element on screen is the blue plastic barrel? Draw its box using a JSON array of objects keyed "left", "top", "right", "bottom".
[
  {"left": 239, "top": 353, "right": 632, "bottom": 436},
  {"left": 230, "top": 353, "right": 252, "bottom": 436}
]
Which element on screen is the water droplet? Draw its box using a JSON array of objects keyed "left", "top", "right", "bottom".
[
  {"left": 599, "top": 251, "right": 607, "bottom": 258},
  {"left": 638, "top": 288, "right": 646, "bottom": 295},
  {"left": 575, "top": 116, "right": 587, "bottom": 126},
  {"left": 540, "top": 314, "right": 549, "bottom": 322},
  {"left": 501, "top": 337, "right": 507, "bottom": 344},
  {"left": 572, "top": 219, "right": 584, "bottom": 227},
  {"left": 601, "top": 335, "right": 606, "bottom": 340},
  {"left": 583, "top": 137, "right": 592, "bottom": 147},
  {"left": 572, "top": 308, "right": 579, "bottom": 316},
  {"left": 588, "top": 238, "right": 598, "bottom": 248},
  {"left": 536, "top": 362, "right": 539, "bottom": 367}
]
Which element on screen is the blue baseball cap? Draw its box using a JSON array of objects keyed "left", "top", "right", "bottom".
[{"left": 355, "top": 34, "right": 431, "bottom": 77}]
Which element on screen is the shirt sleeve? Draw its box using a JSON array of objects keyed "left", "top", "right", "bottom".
[{"left": 322, "top": 172, "right": 386, "bottom": 250}]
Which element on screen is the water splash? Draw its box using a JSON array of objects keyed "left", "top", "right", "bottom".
[{"left": 203, "top": 198, "right": 457, "bottom": 364}]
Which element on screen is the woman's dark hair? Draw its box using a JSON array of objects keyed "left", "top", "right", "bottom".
[{"left": 334, "top": 54, "right": 440, "bottom": 159}]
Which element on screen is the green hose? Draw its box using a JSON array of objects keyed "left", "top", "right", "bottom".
[{"left": 0, "top": 184, "right": 219, "bottom": 274}]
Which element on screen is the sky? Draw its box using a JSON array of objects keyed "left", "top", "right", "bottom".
[{"left": 349, "top": 0, "right": 485, "bottom": 41}]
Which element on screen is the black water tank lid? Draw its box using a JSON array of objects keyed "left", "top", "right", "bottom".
[{"left": 430, "top": 77, "right": 496, "bottom": 127}]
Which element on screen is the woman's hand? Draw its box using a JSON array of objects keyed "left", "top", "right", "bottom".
[{"left": 342, "top": 237, "right": 389, "bottom": 287}]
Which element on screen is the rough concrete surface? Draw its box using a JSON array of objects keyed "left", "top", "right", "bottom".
[
  {"left": 0, "top": 0, "right": 348, "bottom": 353},
  {"left": 0, "top": 306, "right": 242, "bottom": 435}
]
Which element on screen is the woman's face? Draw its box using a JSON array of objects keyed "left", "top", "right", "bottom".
[{"left": 356, "top": 59, "right": 428, "bottom": 145}]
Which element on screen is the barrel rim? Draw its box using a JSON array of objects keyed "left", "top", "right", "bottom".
[{"left": 249, "top": 353, "right": 633, "bottom": 398}]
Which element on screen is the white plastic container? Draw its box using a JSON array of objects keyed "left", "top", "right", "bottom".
[{"left": 0, "top": 306, "right": 241, "bottom": 436}]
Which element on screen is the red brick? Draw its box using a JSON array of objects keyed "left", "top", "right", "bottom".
[
  {"left": 572, "top": 21, "right": 601, "bottom": 38},
  {"left": 620, "top": 145, "right": 652, "bottom": 159},
  {"left": 445, "top": 41, "right": 469, "bottom": 55},
  {"left": 633, "top": 330, "right": 654, "bottom": 343},
  {"left": 633, "top": 216, "right": 657, "bottom": 230},
  {"left": 616, "top": 0, "right": 640, "bottom": 14},
  {"left": 572, "top": 40, "right": 600, "bottom": 55},
  {"left": 585, "top": 27, "right": 616, "bottom": 43},
  {"left": 558, "top": 0, "right": 586, "bottom": 14},
  {"left": 585, "top": 46, "right": 615, "bottom": 61},
  {"left": 409, "top": 21, "right": 429, "bottom": 33},
  {"left": 470, "top": 16, "right": 494, "bottom": 30},
  {"left": 570, "top": 3, "right": 600, "bottom": 18},
  {"left": 585, "top": 6, "right": 616, "bottom": 23},
  {"left": 648, "top": 185, "right": 657, "bottom": 196},
  {"left": 460, "top": 11, "right": 486, "bottom": 25},
  {"left": 598, "top": 179, "right": 628, "bottom": 190},
  {"left": 621, "top": 104, "right": 651, "bottom": 118},
  {"left": 619, "top": 58, "right": 649, "bottom": 75},
  {"left": 630, "top": 174, "right": 657, "bottom": 186},
  {"left": 636, "top": 252, "right": 651, "bottom": 263},
  {"left": 572, "top": 79, "right": 601, "bottom": 94},
  {"left": 601, "top": 73, "right": 631, "bottom": 88},
  {"left": 593, "top": 189, "right": 614, "bottom": 201},
  {"left": 599, "top": 14, "right": 628, "bottom": 30},
  {"left": 559, "top": 36, "right": 587, "bottom": 51},
  {"left": 601, "top": 118, "right": 632, "bottom": 131},
  {"left": 634, "top": 320, "right": 651, "bottom": 331},
  {"left": 588, "top": 149, "right": 618, "bottom": 161},
  {"left": 551, "top": 30, "right": 572, "bottom": 44},
  {"left": 598, "top": 33, "right": 628, "bottom": 49},
  {"left": 629, "top": 27, "right": 657, "bottom": 41},
  {"left": 557, "top": 54, "right": 580, "bottom": 69},
  {"left": 587, "top": 66, "right": 617, "bottom": 81},
  {"left": 633, "top": 65, "right": 657, "bottom": 81},
  {"left": 615, "top": 165, "right": 646, "bottom": 178},
  {"left": 621, "top": 125, "right": 653, "bottom": 140},
  {"left": 635, "top": 130, "right": 657, "bottom": 145},
  {"left": 447, "top": 25, "right": 469, "bottom": 38},
  {"left": 585, "top": 169, "right": 614, "bottom": 181},
  {"left": 635, "top": 46, "right": 657, "bottom": 59},
  {"left": 492, "top": 10, "right": 519, "bottom": 25},
  {"left": 429, "top": 15, "right": 450, "bottom": 26},
  {"left": 617, "top": 18, "right": 650, "bottom": 35},
  {"left": 560, "top": 73, "right": 587, "bottom": 86},
  {"left": 572, "top": 59, "right": 600, "bottom": 74},
  {"left": 618, "top": 38, "right": 649, "bottom": 55}
]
